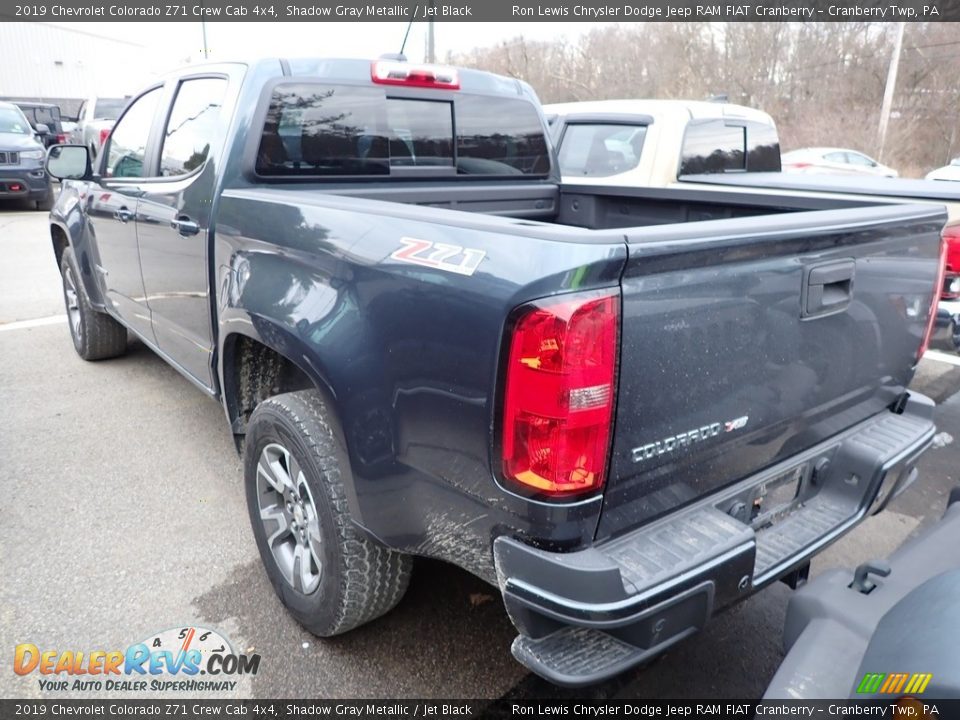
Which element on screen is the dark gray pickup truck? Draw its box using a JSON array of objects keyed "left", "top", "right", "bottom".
[{"left": 45, "top": 57, "right": 948, "bottom": 687}]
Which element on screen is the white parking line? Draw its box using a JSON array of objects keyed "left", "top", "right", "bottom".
[
  {"left": 925, "top": 350, "right": 960, "bottom": 367},
  {"left": 0, "top": 315, "right": 67, "bottom": 332}
]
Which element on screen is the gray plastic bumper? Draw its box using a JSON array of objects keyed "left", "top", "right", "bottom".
[{"left": 494, "top": 394, "right": 936, "bottom": 687}]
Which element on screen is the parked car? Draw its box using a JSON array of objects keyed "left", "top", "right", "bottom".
[
  {"left": 926, "top": 157, "right": 960, "bottom": 182},
  {"left": 0, "top": 101, "right": 53, "bottom": 210},
  {"left": 548, "top": 101, "right": 960, "bottom": 356},
  {"left": 12, "top": 101, "right": 67, "bottom": 146},
  {"left": 70, "top": 96, "right": 128, "bottom": 160},
  {"left": 766, "top": 490, "right": 960, "bottom": 699},
  {"left": 545, "top": 98, "right": 782, "bottom": 181},
  {"left": 45, "top": 58, "right": 946, "bottom": 687},
  {"left": 782, "top": 147, "right": 899, "bottom": 178},
  {"left": 931, "top": 225, "right": 960, "bottom": 352}
]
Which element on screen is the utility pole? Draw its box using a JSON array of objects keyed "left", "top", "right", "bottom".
[
  {"left": 877, "top": 21, "right": 905, "bottom": 162},
  {"left": 426, "top": 6, "right": 435, "bottom": 63}
]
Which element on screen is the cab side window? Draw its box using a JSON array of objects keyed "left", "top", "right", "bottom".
[
  {"left": 105, "top": 88, "right": 162, "bottom": 179},
  {"left": 159, "top": 78, "right": 228, "bottom": 177}
]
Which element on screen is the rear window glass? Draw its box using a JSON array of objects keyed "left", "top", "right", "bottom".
[
  {"left": 453, "top": 94, "right": 550, "bottom": 176},
  {"left": 255, "top": 83, "right": 550, "bottom": 178},
  {"left": 557, "top": 123, "right": 647, "bottom": 177},
  {"left": 20, "top": 106, "right": 60, "bottom": 127},
  {"left": 680, "top": 118, "right": 780, "bottom": 175},
  {"left": 745, "top": 121, "right": 781, "bottom": 172},
  {"left": 387, "top": 98, "right": 453, "bottom": 167},
  {"left": 93, "top": 99, "right": 127, "bottom": 120},
  {"left": 680, "top": 121, "right": 746, "bottom": 174}
]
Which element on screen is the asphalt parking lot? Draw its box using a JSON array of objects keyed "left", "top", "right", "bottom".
[{"left": 2, "top": 205, "right": 960, "bottom": 701}]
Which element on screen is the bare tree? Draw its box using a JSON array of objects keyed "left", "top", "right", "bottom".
[{"left": 447, "top": 22, "right": 960, "bottom": 177}]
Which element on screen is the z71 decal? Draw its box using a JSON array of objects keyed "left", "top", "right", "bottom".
[{"left": 390, "top": 237, "right": 486, "bottom": 276}]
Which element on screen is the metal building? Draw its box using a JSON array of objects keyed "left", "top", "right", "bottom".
[{"left": 0, "top": 23, "right": 169, "bottom": 116}]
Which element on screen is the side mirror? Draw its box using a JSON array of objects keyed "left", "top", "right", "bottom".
[
  {"left": 46, "top": 144, "right": 92, "bottom": 181},
  {"left": 35, "top": 123, "right": 51, "bottom": 135}
]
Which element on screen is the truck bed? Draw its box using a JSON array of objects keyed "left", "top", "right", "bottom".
[{"left": 218, "top": 180, "right": 944, "bottom": 550}]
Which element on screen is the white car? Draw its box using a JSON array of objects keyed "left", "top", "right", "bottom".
[
  {"left": 544, "top": 98, "right": 781, "bottom": 187},
  {"left": 70, "top": 96, "right": 128, "bottom": 160},
  {"left": 926, "top": 158, "right": 960, "bottom": 182},
  {"left": 782, "top": 147, "right": 898, "bottom": 178}
]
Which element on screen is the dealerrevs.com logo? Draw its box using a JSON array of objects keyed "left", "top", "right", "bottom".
[{"left": 13, "top": 626, "right": 261, "bottom": 692}]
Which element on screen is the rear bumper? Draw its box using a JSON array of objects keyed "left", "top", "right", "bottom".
[
  {"left": 930, "top": 299, "right": 960, "bottom": 352},
  {"left": 494, "top": 394, "right": 936, "bottom": 687}
]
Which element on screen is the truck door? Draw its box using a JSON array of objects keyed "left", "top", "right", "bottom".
[
  {"left": 135, "top": 76, "right": 229, "bottom": 391},
  {"left": 87, "top": 86, "right": 163, "bottom": 343}
]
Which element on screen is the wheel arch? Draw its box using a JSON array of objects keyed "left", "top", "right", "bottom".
[
  {"left": 51, "top": 221, "right": 69, "bottom": 270},
  {"left": 219, "top": 325, "right": 340, "bottom": 451}
]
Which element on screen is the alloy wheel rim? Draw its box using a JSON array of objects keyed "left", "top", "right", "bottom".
[
  {"left": 256, "top": 442, "right": 323, "bottom": 594},
  {"left": 63, "top": 266, "right": 82, "bottom": 345}
]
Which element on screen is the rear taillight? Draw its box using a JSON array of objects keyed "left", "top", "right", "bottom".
[
  {"left": 55, "top": 133, "right": 67, "bottom": 144},
  {"left": 786, "top": 162, "right": 812, "bottom": 170},
  {"left": 942, "top": 225, "right": 960, "bottom": 299},
  {"left": 501, "top": 289, "right": 619, "bottom": 497},
  {"left": 919, "top": 233, "right": 949, "bottom": 361},
  {"left": 944, "top": 274, "right": 960, "bottom": 299},
  {"left": 371, "top": 60, "right": 460, "bottom": 89},
  {"left": 99, "top": 128, "right": 110, "bottom": 147}
]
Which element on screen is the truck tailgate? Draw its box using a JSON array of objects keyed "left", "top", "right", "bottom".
[{"left": 598, "top": 204, "right": 945, "bottom": 541}]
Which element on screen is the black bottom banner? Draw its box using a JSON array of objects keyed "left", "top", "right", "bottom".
[{"left": 0, "top": 699, "right": 952, "bottom": 720}]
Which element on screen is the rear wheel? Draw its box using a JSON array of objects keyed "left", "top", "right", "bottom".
[
  {"left": 60, "top": 247, "right": 127, "bottom": 360},
  {"left": 244, "top": 389, "right": 411, "bottom": 636}
]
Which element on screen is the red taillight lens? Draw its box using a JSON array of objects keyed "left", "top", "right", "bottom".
[
  {"left": 942, "top": 225, "right": 960, "bottom": 299},
  {"left": 55, "top": 133, "right": 67, "bottom": 144},
  {"left": 99, "top": 128, "right": 110, "bottom": 146},
  {"left": 371, "top": 60, "right": 460, "bottom": 89},
  {"left": 501, "top": 289, "right": 619, "bottom": 497},
  {"left": 786, "top": 162, "right": 812, "bottom": 170},
  {"left": 919, "top": 233, "right": 949, "bottom": 361}
]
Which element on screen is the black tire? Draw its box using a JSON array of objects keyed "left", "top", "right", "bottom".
[
  {"left": 60, "top": 246, "right": 127, "bottom": 360},
  {"left": 244, "top": 389, "right": 411, "bottom": 636},
  {"left": 35, "top": 185, "right": 54, "bottom": 212}
]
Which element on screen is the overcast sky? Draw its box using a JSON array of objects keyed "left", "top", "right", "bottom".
[{"left": 48, "top": 21, "right": 605, "bottom": 66}]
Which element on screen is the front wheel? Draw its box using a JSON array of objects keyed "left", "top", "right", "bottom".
[
  {"left": 244, "top": 389, "right": 411, "bottom": 636},
  {"left": 35, "top": 185, "right": 54, "bottom": 212},
  {"left": 60, "top": 247, "right": 127, "bottom": 360}
]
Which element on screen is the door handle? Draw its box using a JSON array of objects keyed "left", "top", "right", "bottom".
[
  {"left": 803, "top": 259, "right": 855, "bottom": 318},
  {"left": 171, "top": 216, "right": 200, "bottom": 236},
  {"left": 114, "top": 207, "right": 133, "bottom": 223}
]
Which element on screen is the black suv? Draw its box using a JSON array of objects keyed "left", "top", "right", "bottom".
[{"left": 12, "top": 101, "right": 65, "bottom": 147}]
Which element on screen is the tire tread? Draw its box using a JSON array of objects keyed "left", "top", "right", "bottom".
[
  {"left": 250, "top": 390, "right": 411, "bottom": 636},
  {"left": 61, "top": 248, "right": 127, "bottom": 361}
]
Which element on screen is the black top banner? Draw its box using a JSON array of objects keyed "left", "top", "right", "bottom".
[
  {"left": 3, "top": 0, "right": 960, "bottom": 21},
  {"left": 0, "top": 699, "right": 955, "bottom": 719}
]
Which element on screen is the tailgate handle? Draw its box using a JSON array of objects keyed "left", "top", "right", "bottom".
[{"left": 803, "top": 259, "right": 855, "bottom": 317}]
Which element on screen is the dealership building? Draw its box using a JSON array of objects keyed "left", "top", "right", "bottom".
[{"left": 0, "top": 23, "right": 174, "bottom": 117}]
